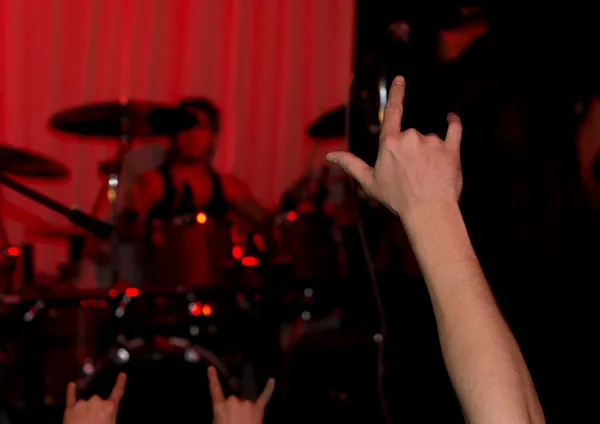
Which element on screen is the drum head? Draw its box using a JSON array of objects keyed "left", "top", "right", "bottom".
[
  {"left": 83, "top": 352, "right": 232, "bottom": 423},
  {"left": 144, "top": 219, "right": 233, "bottom": 288}
]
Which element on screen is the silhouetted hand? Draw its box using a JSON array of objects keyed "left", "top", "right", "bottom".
[
  {"left": 326, "top": 76, "right": 463, "bottom": 220},
  {"left": 63, "top": 373, "right": 127, "bottom": 424},
  {"left": 208, "top": 366, "right": 275, "bottom": 424}
]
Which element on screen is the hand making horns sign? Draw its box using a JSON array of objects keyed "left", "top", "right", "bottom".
[
  {"left": 208, "top": 366, "right": 275, "bottom": 424},
  {"left": 63, "top": 373, "right": 127, "bottom": 424},
  {"left": 326, "top": 76, "right": 463, "bottom": 220}
]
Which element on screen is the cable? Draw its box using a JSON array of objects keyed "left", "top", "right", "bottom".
[
  {"left": 354, "top": 187, "right": 391, "bottom": 424},
  {"left": 345, "top": 76, "right": 391, "bottom": 424}
]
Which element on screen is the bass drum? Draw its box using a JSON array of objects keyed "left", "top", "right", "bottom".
[{"left": 79, "top": 338, "right": 238, "bottom": 424}]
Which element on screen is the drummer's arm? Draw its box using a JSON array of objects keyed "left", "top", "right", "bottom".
[
  {"left": 119, "top": 171, "right": 163, "bottom": 240},
  {"left": 221, "top": 174, "right": 272, "bottom": 231}
]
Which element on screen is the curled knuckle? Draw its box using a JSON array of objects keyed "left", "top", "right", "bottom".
[
  {"left": 227, "top": 395, "right": 240, "bottom": 404},
  {"left": 425, "top": 134, "right": 441, "bottom": 143},
  {"left": 403, "top": 128, "right": 420, "bottom": 139}
]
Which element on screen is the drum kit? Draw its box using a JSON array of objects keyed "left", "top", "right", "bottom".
[{"left": 0, "top": 99, "right": 355, "bottom": 417}]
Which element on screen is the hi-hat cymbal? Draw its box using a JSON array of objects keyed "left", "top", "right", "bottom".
[
  {"left": 307, "top": 106, "right": 345, "bottom": 139},
  {"left": 0, "top": 145, "right": 70, "bottom": 179},
  {"left": 49, "top": 101, "right": 198, "bottom": 138}
]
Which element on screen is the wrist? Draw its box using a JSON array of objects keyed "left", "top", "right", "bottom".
[
  {"left": 398, "top": 200, "right": 477, "bottom": 273},
  {"left": 398, "top": 200, "right": 462, "bottom": 233}
]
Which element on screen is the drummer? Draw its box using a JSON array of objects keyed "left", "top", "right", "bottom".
[{"left": 121, "top": 98, "right": 268, "bottom": 236}]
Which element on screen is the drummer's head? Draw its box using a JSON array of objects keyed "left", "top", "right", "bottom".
[{"left": 172, "top": 98, "right": 220, "bottom": 164}]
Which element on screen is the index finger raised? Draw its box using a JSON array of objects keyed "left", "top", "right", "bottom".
[
  {"left": 381, "top": 76, "right": 406, "bottom": 136},
  {"left": 445, "top": 113, "right": 463, "bottom": 152},
  {"left": 65, "top": 382, "right": 77, "bottom": 408},
  {"left": 207, "top": 366, "right": 226, "bottom": 405},
  {"left": 108, "top": 373, "right": 127, "bottom": 407},
  {"left": 256, "top": 378, "right": 276, "bottom": 410}
]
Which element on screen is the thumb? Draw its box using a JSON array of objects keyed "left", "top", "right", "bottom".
[
  {"left": 256, "top": 378, "right": 276, "bottom": 410},
  {"left": 108, "top": 373, "right": 127, "bottom": 407},
  {"left": 445, "top": 113, "right": 463, "bottom": 153},
  {"left": 326, "top": 152, "right": 374, "bottom": 190}
]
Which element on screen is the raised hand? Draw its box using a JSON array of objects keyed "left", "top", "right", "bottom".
[
  {"left": 208, "top": 366, "right": 275, "bottom": 424},
  {"left": 63, "top": 373, "right": 127, "bottom": 424},
  {"left": 326, "top": 76, "right": 463, "bottom": 220}
]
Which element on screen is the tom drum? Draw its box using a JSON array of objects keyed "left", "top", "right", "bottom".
[{"left": 144, "top": 214, "right": 233, "bottom": 289}]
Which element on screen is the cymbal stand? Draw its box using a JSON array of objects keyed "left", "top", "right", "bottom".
[
  {"left": 0, "top": 189, "right": 10, "bottom": 247},
  {"left": 0, "top": 189, "right": 14, "bottom": 293},
  {"left": 107, "top": 107, "right": 132, "bottom": 287}
]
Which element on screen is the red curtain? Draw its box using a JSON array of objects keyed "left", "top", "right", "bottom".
[{"left": 0, "top": 0, "right": 354, "bottom": 278}]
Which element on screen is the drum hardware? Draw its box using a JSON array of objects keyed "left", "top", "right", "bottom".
[
  {"left": 74, "top": 336, "right": 239, "bottom": 423},
  {"left": 49, "top": 100, "right": 198, "bottom": 287},
  {"left": 0, "top": 173, "right": 113, "bottom": 241},
  {"left": 8, "top": 288, "right": 241, "bottom": 407},
  {"left": 0, "top": 145, "right": 70, "bottom": 180},
  {"left": 0, "top": 144, "right": 72, "bottom": 293},
  {"left": 144, "top": 213, "right": 235, "bottom": 289},
  {"left": 48, "top": 101, "right": 198, "bottom": 139},
  {"left": 76, "top": 335, "right": 238, "bottom": 391},
  {"left": 0, "top": 247, "right": 21, "bottom": 294},
  {"left": 29, "top": 225, "right": 87, "bottom": 239},
  {"left": 28, "top": 225, "right": 88, "bottom": 283}
]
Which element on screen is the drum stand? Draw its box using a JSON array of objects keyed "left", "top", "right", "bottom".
[
  {"left": 106, "top": 109, "right": 133, "bottom": 287},
  {"left": 0, "top": 189, "right": 14, "bottom": 293}
]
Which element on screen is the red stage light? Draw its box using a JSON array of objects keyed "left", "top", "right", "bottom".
[
  {"left": 232, "top": 246, "right": 243, "bottom": 259},
  {"left": 241, "top": 256, "right": 259, "bottom": 267},
  {"left": 7, "top": 246, "right": 20, "bottom": 256},
  {"left": 286, "top": 211, "right": 297, "bottom": 222},
  {"left": 196, "top": 212, "right": 207, "bottom": 224},
  {"left": 201, "top": 304, "right": 212, "bottom": 316},
  {"left": 125, "top": 287, "right": 140, "bottom": 297},
  {"left": 189, "top": 301, "right": 202, "bottom": 316}
]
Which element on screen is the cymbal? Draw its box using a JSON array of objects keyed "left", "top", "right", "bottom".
[
  {"left": 0, "top": 145, "right": 70, "bottom": 179},
  {"left": 49, "top": 101, "right": 198, "bottom": 138},
  {"left": 307, "top": 106, "right": 345, "bottom": 139},
  {"left": 29, "top": 225, "right": 87, "bottom": 239}
]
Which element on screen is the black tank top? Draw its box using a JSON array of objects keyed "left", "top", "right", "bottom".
[{"left": 146, "top": 163, "right": 229, "bottom": 222}]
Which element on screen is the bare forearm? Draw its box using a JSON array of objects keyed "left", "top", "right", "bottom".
[{"left": 403, "top": 202, "right": 544, "bottom": 424}]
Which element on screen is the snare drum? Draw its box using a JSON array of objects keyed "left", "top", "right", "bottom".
[{"left": 144, "top": 214, "right": 233, "bottom": 288}]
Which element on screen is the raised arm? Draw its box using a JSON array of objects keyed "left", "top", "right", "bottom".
[
  {"left": 327, "top": 76, "right": 544, "bottom": 424},
  {"left": 577, "top": 96, "right": 600, "bottom": 211}
]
